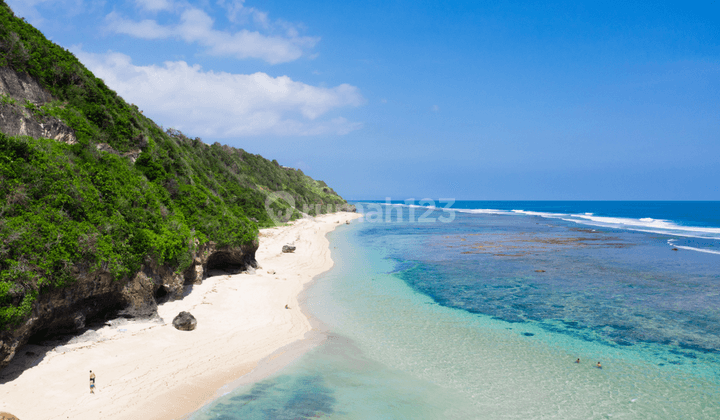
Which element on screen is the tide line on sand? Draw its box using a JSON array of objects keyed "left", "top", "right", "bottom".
[{"left": 0, "top": 212, "right": 362, "bottom": 420}]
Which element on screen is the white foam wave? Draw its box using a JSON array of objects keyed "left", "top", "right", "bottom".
[
  {"left": 570, "top": 223, "right": 720, "bottom": 240},
  {"left": 455, "top": 208, "right": 512, "bottom": 215},
  {"left": 671, "top": 245, "right": 720, "bottom": 255},
  {"left": 505, "top": 209, "right": 720, "bottom": 241},
  {"left": 358, "top": 202, "right": 720, "bottom": 241},
  {"left": 666, "top": 239, "right": 720, "bottom": 255},
  {"left": 512, "top": 210, "right": 569, "bottom": 218},
  {"left": 566, "top": 215, "right": 720, "bottom": 238}
]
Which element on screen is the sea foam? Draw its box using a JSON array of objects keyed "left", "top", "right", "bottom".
[{"left": 364, "top": 202, "right": 720, "bottom": 254}]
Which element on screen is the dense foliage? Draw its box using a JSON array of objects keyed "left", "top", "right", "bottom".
[{"left": 0, "top": 1, "right": 349, "bottom": 329}]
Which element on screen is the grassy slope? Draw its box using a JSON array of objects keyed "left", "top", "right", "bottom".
[{"left": 0, "top": 1, "right": 349, "bottom": 329}]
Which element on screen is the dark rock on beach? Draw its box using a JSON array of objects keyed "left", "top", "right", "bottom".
[
  {"left": 282, "top": 245, "right": 296, "bottom": 253},
  {"left": 172, "top": 312, "right": 197, "bottom": 331}
]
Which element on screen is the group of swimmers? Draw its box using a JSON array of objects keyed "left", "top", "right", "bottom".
[{"left": 575, "top": 358, "right": 602, "bottom": 368}]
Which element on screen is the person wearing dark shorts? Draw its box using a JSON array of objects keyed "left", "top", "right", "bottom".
[{"left": 90, "top": 370, "right": 96, "bottom": 393}]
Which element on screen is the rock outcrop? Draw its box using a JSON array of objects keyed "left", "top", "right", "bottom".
[
  {"left": 0, "top": 66, "right": 260, "bottom": 368},
  {"left": 0, "top": 67, "right": 53, "bottom": 103},
  {"left": 95, "top": 142, "right": 142, "bottom": 163},
  {"left": 337, "top": 203, "right": 357, "bottom": 212},
  {"left": 282, "top": 244, "right": 296, "bottom": 253},
  {"left": 0, "top": 240, "right": 258, "bottom": 371},
  {"left": 0, "top": 67, "right": 76, "bottom": 144},
  {"left": 172, "top": 311, "right": 197, "bottom": 331}
]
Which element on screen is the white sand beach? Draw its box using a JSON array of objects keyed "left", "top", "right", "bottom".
[{"left": 0, "top": 212, "right": 361, "bottom": 420}]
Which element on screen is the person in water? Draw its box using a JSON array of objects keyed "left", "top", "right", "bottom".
[
  {"left": 596, "top": 362, "right": 602, "bottom": 369},
  {"left": 575, "top": 358, "right": 580, "bottom": 363}
]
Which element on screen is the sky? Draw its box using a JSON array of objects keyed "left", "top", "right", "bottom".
[{"left": 7, "top": 0, "right": 720, "bottom": 200}]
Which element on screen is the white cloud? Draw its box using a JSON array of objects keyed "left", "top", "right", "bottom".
[
  {"left": 134, "top": 0, "right": 174, "bottom": 12},
  {"left": 106, "top": 4, "right": 319, "bottom": 64},
  {"left": 216, "top": 0, "right": 268, "bottom": 28},
  {"left": 105, "top": 12, "right": 172, "bottom": 39},
  {"left": 73, "top": 48, "right": 364, "bottom": 137}
]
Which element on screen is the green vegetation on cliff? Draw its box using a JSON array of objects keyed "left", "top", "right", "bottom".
[{"left": 0, "top": 1, "right": 350, "bottom": 329}]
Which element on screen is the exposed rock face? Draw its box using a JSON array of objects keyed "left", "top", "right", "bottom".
[
  {"left": 0, "top": 411, "right": 20, "bottom": 420},
  {"left": 0, "top": 67, "right": 76, "bottom": 144},
  {"left": 205, "top": 244, "right": 259, "bottom": 274},
  {"left": 95, "top": 143, "right": 142, "bottom": 163},
  {"left": 0, "top": 240, "right": 258, "bottom": 371},
  {"left": 172, "top": 311, "right": 197, "bottom": 331},
  {"left": 0, "top": 264, "right": 125, "bottom": 372},
  {"left": 337, "top": 203, "right": 357, "bottom": 212},
  {"left": 282, "top": 244, "right": 296, "bottom": 253},
  {"left": 0, "top": 67, "right": 53, "bottom": 103},
  {"left": 0, "top": 104, "right": 76, "bottom": 143}
]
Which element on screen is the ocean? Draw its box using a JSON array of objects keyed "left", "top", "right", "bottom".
[{"left": 188, "top": 201, "right": 720, "bottom": 419}]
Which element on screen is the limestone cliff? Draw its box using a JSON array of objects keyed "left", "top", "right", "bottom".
[
  {"left": 0, "top": 67, "right": 260, "bottom": 370},
  {"left": 0, "top": 67, "right": 75, "bottom": 143},
  {"left": 0, "top": 239, "right": 258, "bottom": 370}
]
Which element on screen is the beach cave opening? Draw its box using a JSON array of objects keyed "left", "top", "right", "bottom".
[
  {"left": 154, "top": 285, "right": 169, "bottom": 303},
  {"left": 205, "top": 250, "right": 249, "bottom": 274}
]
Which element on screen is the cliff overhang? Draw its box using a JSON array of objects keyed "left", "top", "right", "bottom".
[{"left": 0, "top": 241, "right": 258, "bottom": 371}]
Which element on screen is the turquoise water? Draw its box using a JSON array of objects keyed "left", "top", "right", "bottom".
[{"left": 190, "top": 203, "right": 720, "bottom": 419}]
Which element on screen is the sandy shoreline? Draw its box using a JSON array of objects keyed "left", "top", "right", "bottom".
[{"left": 0, "top": 212, "right": 362, "bottom": 420}]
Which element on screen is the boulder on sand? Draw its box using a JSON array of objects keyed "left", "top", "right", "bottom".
[
  {"left": 172, "top": 311, "right": 197, "bottom": 331},
  {"left": 282, "top": 245, "right": 296, "bottom": 253}
]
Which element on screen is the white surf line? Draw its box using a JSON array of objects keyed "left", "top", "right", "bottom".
[{"left": 667, "top": 239, "right": 720, "bottom": 255}]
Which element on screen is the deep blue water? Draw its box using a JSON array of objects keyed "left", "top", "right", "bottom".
[{"left": 191, "top": 201, "right": 720, "bottom": 419}]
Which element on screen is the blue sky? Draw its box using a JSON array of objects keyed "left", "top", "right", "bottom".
[{"left": 8, "top": 0, "right": 720, "bottom": 200}]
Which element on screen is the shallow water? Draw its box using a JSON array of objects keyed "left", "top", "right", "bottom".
[{"left": 190, "top": 204, "right": 720, "bottom": 420}]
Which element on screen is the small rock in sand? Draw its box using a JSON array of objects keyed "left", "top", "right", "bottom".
[
  {"left": 267, "top": 270, "right": 276, "bottom": 275},
  {"left": 282, "top": 245, "right": 296, "bottom": 253},
  {"left": 172, "top": 311, "right": 197, "bottom": 331}
]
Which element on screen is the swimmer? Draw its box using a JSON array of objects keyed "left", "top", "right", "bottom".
[
  {"left": 575, "top": 358, "right": 580, "bottom": 363},
  {"left": 596, "top": 362, "right": 602, "bottom": 369}
]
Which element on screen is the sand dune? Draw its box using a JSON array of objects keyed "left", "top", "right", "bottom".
[{"left": 0, "top": 212, "right": 361, "bottom": 420}]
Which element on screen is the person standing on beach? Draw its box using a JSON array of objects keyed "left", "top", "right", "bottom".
[{"left": 89, "top": 370, "right": 96, "bottom": 393}]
